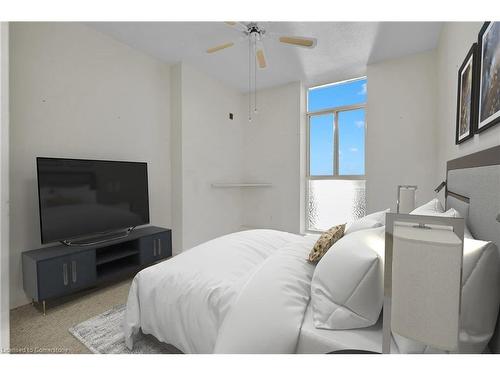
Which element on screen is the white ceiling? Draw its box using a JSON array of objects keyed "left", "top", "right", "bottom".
[{"left": 87, "top": 22, "right": 442, "bottom": 92}]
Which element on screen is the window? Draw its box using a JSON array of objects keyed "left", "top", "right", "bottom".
[{"left": 306, "top": 78, "right": 366, "bottom": 232}]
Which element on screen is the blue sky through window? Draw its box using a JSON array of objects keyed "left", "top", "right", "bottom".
[
  {"left": 309, "top": 114, "right": 334, "bottom": 175},
  {"left": 308, "top": 78, "right": 366, "bottom": 176},
  {"left": 308, "top": 79, "right": 367, "bottom": 112},
  {"left": 339, "top": 109, "right": 365, "bottom": 175}
]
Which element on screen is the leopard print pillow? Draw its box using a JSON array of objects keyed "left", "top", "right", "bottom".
[{"left": 308, "top": 224, "right": 346, "bottom": 263}]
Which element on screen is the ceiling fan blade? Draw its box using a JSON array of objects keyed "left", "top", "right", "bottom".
[
  {"left": 206, "top": 42, "right": 235, "bottom": 54},
  {"left": 256, "top": 49, "right": 267, "bottom": 69},
  {"left": 279, "top": 36, "right": 317, "bottom": 48},
  {"left": 256, "top": 41, "right": 267, "bottom": 69},
  {"left": 224, "top": 21, "right": 248, "bottom": 32}
]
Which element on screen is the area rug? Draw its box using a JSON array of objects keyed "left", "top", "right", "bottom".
[{"left": 69, "top": 304, "right": 181, "bottom": 354}]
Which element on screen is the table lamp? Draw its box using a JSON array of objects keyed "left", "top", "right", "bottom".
[
  {"left": 397, "top": 185, "right": 417, "bottom": 213},
  {"left": 383, "top": 213, "right": 464, "bottom": 353}
]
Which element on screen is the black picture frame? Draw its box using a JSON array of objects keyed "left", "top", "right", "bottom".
[
  {"left": 476, "top": 21, "right": 500, "bottom": 133},
  {"left": 456, "top": 43, "right": 477, "bottom": 144}
]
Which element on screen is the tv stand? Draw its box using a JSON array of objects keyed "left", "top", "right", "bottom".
[
  {"left": 22, "top": 226, "right": 171, "bottom": 315},
  {"left": 61, "top": 227, "right": 135, "bottom": 247}
]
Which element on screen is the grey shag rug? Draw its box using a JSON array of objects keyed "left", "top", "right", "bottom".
[{"left": 69, "top": 304, "right": 181, "bottom": 354}]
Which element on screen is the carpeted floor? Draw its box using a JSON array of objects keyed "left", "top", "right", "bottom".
[{"left": 10, "top": 278, "right": 133, "bottom": 354}]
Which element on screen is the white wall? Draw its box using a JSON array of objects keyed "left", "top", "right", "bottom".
[
  {"left": 170, "top": 64, "right": 183, "bottom": 254},
  {"left": 0, "top": 22, "right": 10, "bottom": 350},
  {"left": 172, "top": 63, "right": 244, "bottom": 251},
  {"left": 170, "top": 66, "right": 305, "bottom": 248},
  {"left": 367, "top": 23, "right": 500, "bottom": 212},
  {"left": 241, "top": 82, "right": 304, "bottom": 234},
  {"left": 436, "top": 22, "right": 500, "bottom": 182},
  {"left": 366, "top": 50, "right": 438, "bottom": 213},
  {"left": 9, "top": 23, "right": 172, "bottom": 308}
]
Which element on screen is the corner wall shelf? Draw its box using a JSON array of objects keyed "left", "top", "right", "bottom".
[{"left": 211, "top": 183, "right": 272, "bottom": 188}]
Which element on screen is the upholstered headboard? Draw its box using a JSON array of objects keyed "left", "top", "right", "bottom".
[{"left": 445, "top": 145, "right": 500, "bottom": 353}]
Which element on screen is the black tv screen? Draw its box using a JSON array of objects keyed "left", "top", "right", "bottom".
[{"left": 37, "top": 157, "right": 150, "bottom": 244}]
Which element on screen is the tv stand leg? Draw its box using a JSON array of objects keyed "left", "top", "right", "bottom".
[
  {"left": 31, "top": 298, "right": 34, "bottom": 306},
  {"left": 42, "top": 300, "right": 46, "bottom": 316}
]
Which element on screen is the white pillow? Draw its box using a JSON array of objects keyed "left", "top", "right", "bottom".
[
  {"left": 394, "top": 239, "right": 500, "bottom": 353},
  {"left": 365, "top": 208, "right": 391, "bottom": 225},
  {"left": 410, "top": 198, "right": 444, "bottom": 215},
  {"left": 345, "top": 209, "right": 390, "bottom": 235},
  {"left": 310, "top": 227, "right": 385, "bottom": 329},
  {"left": 417, "top": 207, "right": 474, "bottom": 239},
  {"left": 345, "top": 219, "right": 381, "bottom": 235},
  {"left": 463, "top": 227, "right": 474, "bottom": 239},
  {"left": 432, "top": 207, "right": 460, "bottom": 217}
]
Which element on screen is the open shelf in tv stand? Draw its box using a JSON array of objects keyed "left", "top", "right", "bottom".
[{"left": 22, "top": 226, "right": 172, "bottom": 315}]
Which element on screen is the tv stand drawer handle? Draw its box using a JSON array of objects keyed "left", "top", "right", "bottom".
[
  {"left": 63, "top": 263, "right": 68, "bottom": 286},
  {"left": 72, "top": 261, "right": 77, "bottom": 283},
  {"left": 158, "top": 239, "right": 161, "bottom": 256}
]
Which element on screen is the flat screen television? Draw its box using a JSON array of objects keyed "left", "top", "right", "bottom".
[{"left": 37, "top": 157, "right": 150, "bottom": 244}]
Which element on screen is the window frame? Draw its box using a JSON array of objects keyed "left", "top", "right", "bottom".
[{"left": 305, "top": 78, "right": 367, "bottom": 233}]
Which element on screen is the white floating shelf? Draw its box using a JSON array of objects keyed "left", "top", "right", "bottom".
[{"left": 211, "top": 183, "right": 272, "bottom": 188}]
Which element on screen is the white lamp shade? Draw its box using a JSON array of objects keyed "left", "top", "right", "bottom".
[
  {"left": 391, "top": 225, "right": 462, "bottom": 351},
  {"left": 398, "top": 186, "right": 416, "bottom": 213}
]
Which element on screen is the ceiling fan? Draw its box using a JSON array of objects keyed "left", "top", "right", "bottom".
[
  {"left": 206, "top": 22, "right": 317, "bottom": 70},
  {"left": 206, "top": 22, "right": 317, "bottom": 122}
]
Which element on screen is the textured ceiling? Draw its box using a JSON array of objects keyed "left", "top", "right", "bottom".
[{"left": 87, "top": 22, "right": 442, "bottom": 92}]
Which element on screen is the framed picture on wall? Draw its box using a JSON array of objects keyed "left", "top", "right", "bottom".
[
  {"left": 456, "top": 43, "right": 477, "bottom": 144},
  {"left": 477, "top": 22, "right": 500, "bottom": 133}
]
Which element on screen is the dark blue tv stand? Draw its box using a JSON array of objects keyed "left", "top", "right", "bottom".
[{"left": 22, "top": 226, "right": 172, "bottom": 315}]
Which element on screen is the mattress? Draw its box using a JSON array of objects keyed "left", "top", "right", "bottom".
[{"left": 296, "top": 304, "right": 397, "bottom": 353}]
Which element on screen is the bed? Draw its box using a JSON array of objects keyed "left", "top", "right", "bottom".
[
  {"left": 296, "top": 306, "right": 390, "bottom": 353},
  {"left": 124, "top": 145, "right": 500, "bottom": 354},
  {"left": 124, "top": 229, "right": 318, "bottom": 353}
]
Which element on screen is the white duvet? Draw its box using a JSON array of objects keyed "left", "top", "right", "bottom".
[{"left": 124, "top": 229, "right": 317, "bottom": 353}]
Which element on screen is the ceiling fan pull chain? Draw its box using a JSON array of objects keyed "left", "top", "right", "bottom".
[
  {"left": 254, "top": 36, "right": 257, "bottom": 114},
  {"left": 248, "top": 36, "right": 252, "bottom": 122}
]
